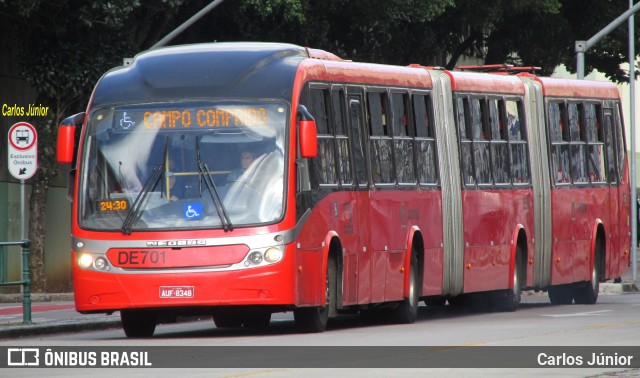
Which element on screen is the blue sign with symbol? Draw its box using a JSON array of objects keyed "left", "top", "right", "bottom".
[{"left": 184, "top": 203, "right": 202, "bottom": 220}]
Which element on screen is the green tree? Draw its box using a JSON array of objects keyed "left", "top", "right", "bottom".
[
  {"left": 1, "top": 0, "right": 639, "bottom": 291},
  {"left": 181, "top": 0, "right": 454, "bottom": 64},
  {"left": 0, "top": 0, "right": 208, "bottom": 291},
  {"left": 185, "top": 0, "right": 639, "bottom": 80},
  {"left": 432, "top": 0, "right": 638, "bottom": 80}
]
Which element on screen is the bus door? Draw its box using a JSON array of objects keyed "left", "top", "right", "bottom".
[{"left": 346, "top": 90, "right": 373, "bottom": 304}]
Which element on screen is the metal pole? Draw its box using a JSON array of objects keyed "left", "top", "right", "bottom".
[
  {"left": 630, "top": 0, "right": 638, "bottom": 282},
  {"left": 151, "top": 0, "right": 226, "bottom": 49},
  {"left": 20, "top": 180, "right": 25, "bottom": 240},
  {"left": 576, "top": 43, "right": 586, "bottom": 79},
  {"left": 20, "top": 177, "right": 31, "bottom": 322},
  {"left": 21, "top": 239, "right": 31, "bottom": 323},
  {"left": 586, "top": 2, "right": 640, "bottom": 50},
  {"left": 575, "top": 2, "right": 640, "bottom": 79},
  {"left": 20, "top": 179, "right": 26, "bottom": 301}
]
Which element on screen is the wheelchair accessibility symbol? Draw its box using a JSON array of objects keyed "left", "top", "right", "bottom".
[
  {"left": 184, "top": 203, "right": 202, "bottom": 220},
  {"left": 119, "top": 111, "right": 136, "bottom": 130}
]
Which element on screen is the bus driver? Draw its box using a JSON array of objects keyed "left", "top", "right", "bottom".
[{"left": 226, "top": 150, "right": 256, "bottom": 184}]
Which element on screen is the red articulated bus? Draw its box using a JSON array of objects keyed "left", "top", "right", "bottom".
[{"left": 56, "top": 42, "right": 630, "bottom": 337}]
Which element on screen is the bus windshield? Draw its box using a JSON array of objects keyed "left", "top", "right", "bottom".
[{"left": 79, "top": 101, "right": 288, "bottom": 232}]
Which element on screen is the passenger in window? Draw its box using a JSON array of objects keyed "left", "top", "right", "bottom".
[
  {"left": 227, "top": 150, "right": 256, "bottom": 183},
  {"left": 380, "top": 102, "right": 389, "bottom": 136},
  {"left": 508, "top": 115, "right": 520, "bottom": 139}
]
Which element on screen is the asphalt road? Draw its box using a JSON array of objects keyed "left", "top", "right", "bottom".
[{"left": 1, "top": 291, "right": 640, "bottom": 377}]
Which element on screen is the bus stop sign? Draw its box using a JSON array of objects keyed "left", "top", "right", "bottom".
[{"left": 8, "top": 122, "right": 38, "bottom": 180}]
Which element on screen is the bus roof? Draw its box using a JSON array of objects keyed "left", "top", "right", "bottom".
[
  {"left": 445, "top": 70, "right": 525, "bottom": 95},
  {"left": 533, "top": 76, "right": 620, "bottom": 99},
  {"left": 298, "top": 59, "right": 433, "bottom": 88},
  {"left": 91, "top": 42, "right": 309, "bottom": 108}
]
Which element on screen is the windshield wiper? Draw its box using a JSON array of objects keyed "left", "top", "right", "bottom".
[
  {"left": 196, "top": 138, "right": 233, "bottom": 232},
  {"left": 121, "top": 138, "right": 169, "bottom": 235},
  {"left": 121, "top": 164, "right": 164, "bottom": 235}
]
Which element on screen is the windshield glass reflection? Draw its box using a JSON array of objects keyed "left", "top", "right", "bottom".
[{"left": 79, "top": 101, "right": 287, "bottom": 231}]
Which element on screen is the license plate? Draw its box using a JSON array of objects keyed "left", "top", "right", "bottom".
[{"left": 159, "top": 286, "right": 194, "bottom": 298}]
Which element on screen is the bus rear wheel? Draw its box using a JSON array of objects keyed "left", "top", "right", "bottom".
[
  {"left": 495, "top": 246, "right": 523, "bottom": 312},
  {"left": 548, "top": 285, "right": 573, "bottom": 305},
  {"left": 294, "top": 256, "right": 336, "bottom": 333},
  {"left": 121, "top": 310, "right": 157, "bottom": 338},
  {"left": 573, "top": 241, "right": 602, "bottom": 305}
]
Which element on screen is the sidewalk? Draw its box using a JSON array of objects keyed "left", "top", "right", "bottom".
[
  {"left": 0, "top": 264, "right": 637, "bottom": 340},
  {"left": 0, "top": 294, "right": 121, "bottom": 339},
  {"left": 600, "top": 263, "right": 640, "bottom": 293}
]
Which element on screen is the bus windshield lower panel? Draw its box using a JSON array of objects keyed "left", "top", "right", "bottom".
[{"left": 79, "top": 101, "right": 287, "bottom": 231}]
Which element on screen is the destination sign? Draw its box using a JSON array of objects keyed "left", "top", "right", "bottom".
[{"left": 114, "top": 106, "right": 273, "bottom": 131}]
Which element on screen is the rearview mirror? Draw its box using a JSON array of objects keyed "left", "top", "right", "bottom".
[
  {"left": 297, "top": 105, "right": 317, "bottom": 158},
  {"left": 56, "top": 112, "right": 85, "bottom": 165}
]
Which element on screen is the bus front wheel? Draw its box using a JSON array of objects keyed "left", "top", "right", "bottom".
[
  {"left": 121, "top": 310, "right": 157, "bottom": 338},
  {"left": 294, "top": 256, "right": 336, "bottom": 333}
]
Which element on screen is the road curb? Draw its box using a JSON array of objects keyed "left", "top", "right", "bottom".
[
  {"left": 0, "top": 318, "right": 121, "bottom": 340},
  {"left": 600, "top": 282, "right": 639, "bottom": 294}
]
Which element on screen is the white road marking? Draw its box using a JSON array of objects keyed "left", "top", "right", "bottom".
[{"left": 541, "top": 309, "right": 612, "bottom": 317}]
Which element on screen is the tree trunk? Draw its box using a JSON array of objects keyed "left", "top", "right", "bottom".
[
  {"left": 28, "top": 177, "right": 48, "bottom": 292},
  {"left": 27, "top": 118, "right": 58, "bottom": 293}
]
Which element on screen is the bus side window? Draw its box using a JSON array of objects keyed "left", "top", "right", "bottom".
[
  {"left": 489, "top": 99, "right": 509, "bottom": 185},
  {"left": 391, "top": 91, "right": 415, "bottom": 184},
  {"left": 308, "top": 86, "right": 338, "bottom": 186},
  {"left": 332, "top": 87, "right": 352, "bottom": 186},
  {"left": 569, "top": 103, "right": 587, "bottom": 184},
  {"left": 614, "top": 103, "right": 626, "bottom": 179},
  {"left": 603, "top": 108, "right": 618, "bottom": 184},
  {"left": 456, "top": 96, "right": 475, "bottom": 186},
  {"left": 506, "top": 99, "right": 529, "bottom": 184},
  {"left": 548, "top": 102, "right": 571, "bottom": 185},
  {"left": 367, "top": 91, "right": 394, "bottom": 185},
  {"left": 584, "top": 103, "right": 606, "bottom": 183},
  {"left": 414, "top": 93, "right": 437, "bottom": 185},
  {"left": 470, "top": 98, "right": 491, "bottom": 185}
]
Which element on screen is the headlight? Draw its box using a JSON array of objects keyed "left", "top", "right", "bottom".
[
  {"left": 94, "top": 257, "right": 109, "bottom": 271},
  {"left": 264, "top": 247, "right": 283, "bottom": 263},
  {"left": 248, "top": 251, "right": 263, "bottom": 265},
  {"left": 78, "top": 254, "right": 93, "bottom": 269}
]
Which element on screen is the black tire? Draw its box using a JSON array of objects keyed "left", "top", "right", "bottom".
[
  {"left": 121, "top": 310, "right": 157, "bottom": 338},
  {"left": 573, "top": 240, "right": 602, "bottom": 304},
  {"left": 424, "top": 297, "right": 446, "bottom": 307},
  {"left": 295, "top": 256, "right": 336, "bottom": 333},
  {"left": 212, "top": 313, "right": 243, "bottom": 328},
  {"left": 242, "top": 312, "right": 271, "bottom": 328},
  {"left": 446, "top": 295, "right": 467, "bottom": 308},
  {"left": 390, "top": 254, "right": 419, "bottom": 324},
  {"left": 548, "top": 285, "right": 573, "bottom": 305},
  {"left": 496, "top": 247, "right": 523, "bottom": 312}
]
